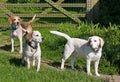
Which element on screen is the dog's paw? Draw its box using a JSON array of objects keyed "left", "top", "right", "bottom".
[
  {"left": 19, "top": 50, "right": 22, "bottom": 54},
  {"left": 87, "top": 72, "right": 92, "bottom": 76},
  {"left": 96, "top": 73, "right": 100, "bottom": 77}
]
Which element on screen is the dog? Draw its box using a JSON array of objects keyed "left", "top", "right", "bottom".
[
  {"left": 21, "top": 31, "right": 43, "bottom": 72},
  {"left": 50, "top": 31, "right": 104, "bottom": 76},
  {"left": 8, "top": 15, "right": 36, "bottom": 53}
]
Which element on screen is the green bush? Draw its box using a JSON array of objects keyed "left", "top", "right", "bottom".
[{"left": 99, "top": 0, "right": 120, "bottom": 25}]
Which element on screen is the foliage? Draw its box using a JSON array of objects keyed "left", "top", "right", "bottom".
[{"left": 99, "top": 0, "right": 120, "bottom": 25}]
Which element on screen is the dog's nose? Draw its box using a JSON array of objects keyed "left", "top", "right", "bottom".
[{"left": 17, "top": 22, "right": 19, "bottom": 25}]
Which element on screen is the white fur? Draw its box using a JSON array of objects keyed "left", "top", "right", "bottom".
[
  {"left": 22, "top": 31, "right": 43, "bottom": 72},
  {"left": 50, "top": 31, "right": 104, "bottom": 76}
]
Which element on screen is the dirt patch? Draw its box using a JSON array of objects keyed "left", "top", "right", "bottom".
[{"left": 100, "top": 75, "right": 120, "bottom": 82}]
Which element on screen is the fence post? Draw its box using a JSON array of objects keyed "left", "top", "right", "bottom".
[{"left": 87, "top": 0, "right": 99, "bottom": 23}]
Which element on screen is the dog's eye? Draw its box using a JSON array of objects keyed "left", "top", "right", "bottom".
[
  {"left": 13, "top": 19, "right": 16, "bottom": 21},
  {"left": 94, "top": 40, "right": 97, "bottom": 42},
  {"left": 36, "top": 35, "right": 39, "bottom": 36}
]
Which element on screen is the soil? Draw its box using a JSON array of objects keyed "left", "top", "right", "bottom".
[{"left": 100, "top": 74, "right": 120, "bottom": 82}]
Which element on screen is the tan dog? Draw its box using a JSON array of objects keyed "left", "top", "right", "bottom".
[
  {"left": 50, "top": 31, "right": 104, "bottom": 76},
  {"left": 8, "top": 15, "right": 36, "bottom": 53}
]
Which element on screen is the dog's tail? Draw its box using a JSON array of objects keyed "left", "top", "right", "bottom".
[
  {"left": 50, "top": 31, "right": 71, "bottom": 40},
  {"left": 27, "top": 14, "right": 36, "bottom": 24}
]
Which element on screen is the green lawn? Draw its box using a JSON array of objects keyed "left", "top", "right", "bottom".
[{"left": 0, "top": 23, "right": 120, "bottom": 82}]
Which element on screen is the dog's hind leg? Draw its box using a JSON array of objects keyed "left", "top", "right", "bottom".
[
  {"left": 61, "top": 44, "right": 74, "bottom": 70},
  {"left": 71, "top": 51, "right": 78, "bottom": 70}
]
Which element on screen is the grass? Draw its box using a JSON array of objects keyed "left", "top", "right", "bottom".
[
  {"left": 0, "top": 23, "right": 110, "bottom": 82},
  {"left": 0, "top": 52, "right": 104, "bottom": 82}
]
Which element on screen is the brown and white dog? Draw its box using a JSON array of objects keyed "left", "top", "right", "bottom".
[
  {"left": 50, "top": 31, "right": 104, "bottom": 76},
  {"left": 8, "top": 15, "right": 36, "bottom": 53}
]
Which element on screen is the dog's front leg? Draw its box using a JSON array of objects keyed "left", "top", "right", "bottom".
[
  {"left": 32, "top": 56, "right": 35, "bottom": 66},
  {"left": 37, "top": 56, "right": 41, "bottom": 72},
  {"left": 95, "top": 60, "right": 100, "bottom": 76},
  {"left": 11, "top": 38, "right": 14, "bottom": 52},
  {"left": 21, "top": 53, "right": 25, "bottom": 64},
  {"left": 86, "top": 59, "right": 92, "bottom": 76},
  {"left": 27, "top": 57, "right": 30, "bottom": 69}
]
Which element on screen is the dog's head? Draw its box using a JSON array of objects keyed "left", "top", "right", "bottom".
[
  {"left": 31, "top": 31, "right": 43, "bottom": 43},
  {"left": 88, "top": 36, "right": 104, "bottom": 52},
  {"left": 8, "top": 16, "right": 22, "bottom": 26}
]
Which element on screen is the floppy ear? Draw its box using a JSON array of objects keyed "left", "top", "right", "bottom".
[
  {"left": 19, "top": 17, "right": 22, "bottom": 23},
  {"left": 99, "top": 37, "right": 104, "bottom": 48},
  {"left": 8, "top": 17, "right": 13, "bottom": 24},
  {"left": 87, "top": 37, "right": 91, "bottom": 46}
]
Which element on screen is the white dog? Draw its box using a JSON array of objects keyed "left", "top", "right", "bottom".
[
  {"left": 50, "top": 31, "right": 104, "bottom": 76},
  {"left": 22, "top": 31, "right": 43, "bottom": 72}
]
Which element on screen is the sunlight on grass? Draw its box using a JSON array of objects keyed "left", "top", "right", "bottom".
[{"left": 0, "top": 22, "right": 120, "bottom": 81}]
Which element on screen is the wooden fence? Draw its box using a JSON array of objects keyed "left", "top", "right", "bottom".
[{"left": 0, "top": 0, "right": 99, "bottom": 27}]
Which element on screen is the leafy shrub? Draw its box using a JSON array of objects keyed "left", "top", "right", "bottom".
[{"left": 99, "top": 0, "right": 120, "bottom": 25}]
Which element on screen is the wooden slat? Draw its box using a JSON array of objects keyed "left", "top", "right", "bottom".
[
  {"left": 3, "top": 3, "right": 86, "bottom": 8},
  {"left": 0, "top": 4, "right": 14, "bottom": 16},
  {"left": 0, "top": 13, "right": 85, "bottom": 18},
  {"left": 0, "top": 24, "right": 77, "bottom": 28},
  {"left": 45, "top": 0, "right": 81, "bottom": 24}
]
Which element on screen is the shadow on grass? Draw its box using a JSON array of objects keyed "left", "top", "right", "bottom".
[
  {"left": 43, "top": 61, "right": 86, "bottom": 71},
  {"left": 0, "top": 44, "right": 11, "bottom": 51},
  {"left": 9, "top": 57, "right": 25, "bottom": 67}
]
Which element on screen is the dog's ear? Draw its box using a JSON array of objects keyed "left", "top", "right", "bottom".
[
  {"left": 18, "top": 17, "right": 22, "bottom": 23},
  {"left": 99, "top": 37, "right": 104, "bottom": 48},
  {"left": 8, "top": 17, "right": 13, "bottom": 24},
  {"left": 87, "top": 37, "right": 92, "bottom": 46}
]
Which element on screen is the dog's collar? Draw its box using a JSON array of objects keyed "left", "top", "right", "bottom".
[
  {"left": 10, "top": 26, "right": 18, "bottom": 30},
  {"left": 27, "top": 40, "right": 38, "bottom": 49}
]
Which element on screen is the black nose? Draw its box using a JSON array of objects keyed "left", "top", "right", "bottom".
[{"left": 17, "top": 22, "right": 19, "bottom": 25}]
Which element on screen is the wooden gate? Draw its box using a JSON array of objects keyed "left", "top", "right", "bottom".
[{"left": 0, "top": 0, "right": 99, "bottom": 28}]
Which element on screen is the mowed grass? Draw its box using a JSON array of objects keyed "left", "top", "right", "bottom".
[{"left": 1, "top": 22, "right": 119, "bottom": 82}]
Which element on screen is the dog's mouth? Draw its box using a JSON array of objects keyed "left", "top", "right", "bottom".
[
  {"left": 94, "top": 48, "right": 99, "bottom": 51},
  {"left": 36, "top": 38, "right": 44, "bottom": 43},
  {"left": 13, "top": 21, "right": 20, "bottom": 26},
  {"left": 17, "top": 22, "right": 19, "bottom": 25},
  {"left": 89, "top": 45, "right": 99, "bottom": 52}
]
